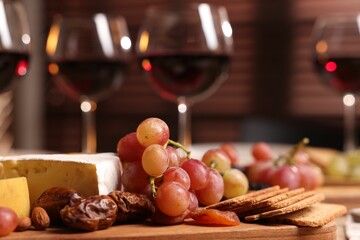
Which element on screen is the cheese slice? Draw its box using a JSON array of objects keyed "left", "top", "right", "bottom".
[
  {"left": 0, "top": 177, "right": 30, "bottom": 217},
  {"left": 0, "top": 153, "right": 122, "bottom": 204}
]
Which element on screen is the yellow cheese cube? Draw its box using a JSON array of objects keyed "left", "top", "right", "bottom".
[{"left": 0, "top": 177, "right": 30, "bottom": 217}]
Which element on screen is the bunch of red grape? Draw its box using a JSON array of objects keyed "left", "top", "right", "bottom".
[
  {"left": 117, "top": 117, "right": 248, "bottom": 224},
  {"left": 246, "top": 140, "right": 324, "bottom": 190}
]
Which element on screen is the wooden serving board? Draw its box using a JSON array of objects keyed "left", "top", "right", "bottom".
[{"left": 2, "top": 221, "right": 337, "bottom": 240}]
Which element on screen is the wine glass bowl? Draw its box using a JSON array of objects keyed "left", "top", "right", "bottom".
[
  {"left": 312, "top": 14, "right": 360, "bottom": 151},
  {"left": 46, "top": 14, "right": 131, "bottom": 153},
  {"left": 0, "top": 0, "right": 31, "bottom": 92},
  {"left": 136, "top": 3, "right": 233, "bottom": 147}
]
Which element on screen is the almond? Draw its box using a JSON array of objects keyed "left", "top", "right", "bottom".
[
  {"left": 16, "top": 216, "right": 32, "bottom": 231},
  {"left": 31, "top": 207, "right": 50, "bottom": 230}
]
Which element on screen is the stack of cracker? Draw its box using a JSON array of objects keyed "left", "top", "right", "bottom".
[{"left": 206, "top": 185, "right": 347, "bottom": 227}]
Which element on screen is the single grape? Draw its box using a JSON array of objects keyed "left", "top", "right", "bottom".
[
  {"left": 167, "top": 146, "right": 180, "bottom": 167},
  {"left": 298, "top": 164, "right": 324, "bottom": 190},
  {"left": 0, "top": 207, "right": 18, "bottom": 237},
  {"left": 188, "top": 191, "right": 199, "bottom": 211},
  {"left": 202, "top": 149, "right": 231, "bottom": 174},
  {"left": 257, "top": 164, "right": 276, "bottom": 185},
  {"left": 196, "top": 168, "right": 224, "bottom": 205},
  {"left": 163, "top": 167, "right": 191, "bottom": 190},
  {"left": 326, "top": 155, "right": 349, "bottom": 179},
  {"left": 156, "top": 182, "right": 190, "bottom": 217},
  {"left": 220, "top": 143, "right": 239, "bottom": 166},
  {"left": 349, "top": 164, "right": 360, "bottom": 181},
  {"left": 136, "top": 117, "right": 170, "bottom": 147},
  {"left": 297, "top": 164, "right": 316, "bottom": 190},
  {"left": 151, "top": 208, "right": 189, "bottom": 225},
  {"left": 245, "top": 161, "right": 272, "bottom": 183},
  {"left": 311, "top": 165, "right": 325, "bottom": 188},
  {"left": 251, "top": 142, "right": 272, "bottom": 161},
  {"left": 181, "top": 159, "right": 209, "bottom": 191},
  {"left": 142, "top": 144, "right": 169, "bottom": 177},
  {"left": 223, "top": 168, "right": 249, "bottom": 199},
  {"left": 270, "top": 165, "right": 300, "bottom": 189},
  {"left": 293, "top": 151, "right": 310, "bottom": 165},
  {"left": 117, "top": 132, "right": 145, "bottom": 162},
  {"left": 121, "top": 161, "right": 151, "bottom": 196},
  {"left": 179, "top": 157, "right": 188, "bottom": 167}
]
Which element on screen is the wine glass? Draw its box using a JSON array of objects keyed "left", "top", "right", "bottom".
[
  {"left": 0, "top": 0, "right": 31, "bottom": 93},
  {"left": 46, "top": 14, "right": 131, "bottom": 153},
  {"left": 0, "top": 0, "right": 31, "bottom": 153},
  {"left": 312, "top": 14, "right": 360, "bottom": 152},
  {"left": 136, "top": 3, "right": 233, "bottom": 148}
]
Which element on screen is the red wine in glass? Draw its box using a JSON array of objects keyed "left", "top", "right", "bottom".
[
  {"left": 49, "top": 58, "right": 127, "bottom": 102},
  {"left": 140, "top": 54, "right": 230, "bottom": 102},
  {"left": 0, "top": 51, "right": 29, "bottom": 92},
  {"left": 314, "top": 57, "right": 360, "bottom": 93}
]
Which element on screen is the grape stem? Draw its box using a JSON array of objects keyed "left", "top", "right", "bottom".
[
  {"left": 167, "top": 139, "right": 191, "bottom": 157},
  {"left": 149, "top": 176, "right": 157, "bottom": 198},
  {"left": 274, "top": 138, "right": 310, "bottom": 166}
]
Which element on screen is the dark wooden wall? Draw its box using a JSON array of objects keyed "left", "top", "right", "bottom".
[{"left": 43, "top": 0, "right": 360, "bottom": 152}]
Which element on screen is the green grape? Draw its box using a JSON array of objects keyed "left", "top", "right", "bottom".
[
  {"left": 223, "top": 168, "right": 249, "bottom": 199},
  {"left": 349, "top": 164, "right": 360, "bottom": 181},
  {"left": 326, "top": 155, "right": 349, "bottom": 179},
  {"left": 142, "top": 144, "right": 169, "bottom": 177},
  {"left": 202, "top": 149, "right": 231, "bottom": 174}
]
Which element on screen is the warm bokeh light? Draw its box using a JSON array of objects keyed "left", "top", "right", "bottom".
[
  {"left": 315, "top": 40, "right": 328, "bottom": 54},
  {"left": 142, "top": 59, "right": 152, "bottom": 71},
  {"left": 48, "top": 63, "right": 59, "bottom": 75},
  {"left": 138, "top": 31, "right": 149, "bottom": 53},
  {"left": 46, "top": 23, "right": 60, "bottom": 56}
]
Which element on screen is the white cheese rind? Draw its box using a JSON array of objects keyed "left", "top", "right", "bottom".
[{"left": 0, "top": 153, "right": 121, "bottom": 204}]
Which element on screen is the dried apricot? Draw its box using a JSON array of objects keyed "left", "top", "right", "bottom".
[{"left": 189, "top": 208, "right": 240, "bottom": 226}]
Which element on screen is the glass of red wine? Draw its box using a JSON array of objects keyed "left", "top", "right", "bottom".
[
  {"left": 46, "top": 14, "right": 131, "bottom": 153},
  {"left": 313, "top": 14, "right": 360, "bottom": 152},
  {"left": 0, "top": 0, "right": 31, "bottom": 153},
  {"left": 136, "top": 3, "right": 233, "bottom": 148},
  {"left": 0, "top": 0, "right": 31, "bottom": 93}
]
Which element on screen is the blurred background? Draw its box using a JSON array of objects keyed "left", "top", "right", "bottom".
[{"left": 7, "top": 0, "right": 360, "bottom": 153}]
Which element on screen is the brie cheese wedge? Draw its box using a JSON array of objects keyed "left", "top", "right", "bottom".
[{"left": 0, "top": 153, "right": 122, "bottom": 204}]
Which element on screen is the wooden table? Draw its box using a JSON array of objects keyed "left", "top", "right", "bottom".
[{"left": 320, "top": 185, "right": 360, "bottom": 240}]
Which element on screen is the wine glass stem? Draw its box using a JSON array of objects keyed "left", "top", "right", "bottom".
[
  {"left": 343, "top": 93, "right": 356, "bottom": 152},
  {"left": 178, "top": 97, "right": 192, "bottom": 149},
  {"left": 81, "top": 100, "right": 97, "bottom": 153}
]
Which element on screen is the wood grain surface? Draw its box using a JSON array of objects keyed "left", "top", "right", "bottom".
[{"left": 2, "top": 220, "right": 337, "bottom": 240}]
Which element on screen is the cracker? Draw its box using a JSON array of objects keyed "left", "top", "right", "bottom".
[
  {"left": 236, "top": 188, "right": 308, "bottom": 217},
  {"left": 244, "top": 193, "right": 325, "bottom": 222},
  {"left": 206, "top": 185, "right": 281, "bottom": 211},
  {"left": 267, "top": 203, "right": 347, "bottom": 227},
  {"left": 265, "top": 190, "right": 316, "bottom": 210},
  {"left": 231, "top": 187, "right": 289, "bottom": 214}
]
